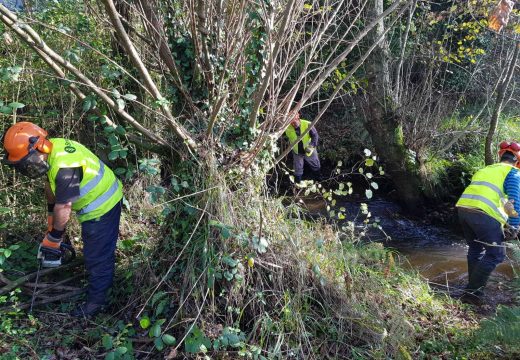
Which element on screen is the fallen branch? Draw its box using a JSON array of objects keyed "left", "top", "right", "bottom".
[
  {"left": 0, "top": 259, "right": 83, "bottom": 296},
  {"left": 25, "top": 273, "right": 84, "bottom": 296},
  {"left": 1, "top": 289, "right": 86, "bottom": 311}
]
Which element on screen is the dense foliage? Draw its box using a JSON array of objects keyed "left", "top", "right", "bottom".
[{"left": 0, "top": 0, "right": 520, "bottom": 359}]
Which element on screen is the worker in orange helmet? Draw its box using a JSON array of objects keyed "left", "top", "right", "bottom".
[
  {"left": 456, "top": 141, "right": 520, "bottom": 304},
  {"left": 2, "top": 122, "right": 123, "bottom": 317}
]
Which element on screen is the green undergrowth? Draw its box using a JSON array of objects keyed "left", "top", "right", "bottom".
[{"left": 0, "top": 160, "right": 516, "bottom": 359}]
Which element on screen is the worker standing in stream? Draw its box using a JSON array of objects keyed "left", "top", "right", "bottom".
[
  {"left": 456, "top": 141, "right": 520, "bottom": 304},
  {"left": 284, "top": 112, "right": 321, "bottom": 184},
  {"left": 2, "top": 122, "right": 123, "bottom": 317}
]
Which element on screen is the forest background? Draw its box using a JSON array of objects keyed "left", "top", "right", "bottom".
[{"left": 1, "top": 0, "right": 520, "bottom": 359}]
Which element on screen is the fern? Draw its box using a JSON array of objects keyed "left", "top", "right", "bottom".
[{"left": 507, "top": 240, "right": 520, "bottom": 265}]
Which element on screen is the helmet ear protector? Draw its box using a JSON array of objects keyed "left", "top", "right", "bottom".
[
  {"left": 2, "top": 130, "right": 52, "bottom": 179},
  {"left": 3, "top": 135, "right": 51, "bottom": 165}
]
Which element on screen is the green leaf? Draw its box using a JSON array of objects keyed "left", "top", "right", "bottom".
[
  {"left": 0, "top": 207, "right": 10, "bottom": 214},
  {"left": 114, "top": 167, "right": 127, "bottom": 176},
  {"left": 122, "top": 93, "right": 137, "bottom": 101},
  {"left": 115, "top": 125, "right": 126, "bottom": 135},
  {"left": 162, "top": 334, "right": 176, "bottom": 346},
  {"left": 0, "top": 106, "right": 12, "bottom": 114},
  {"left": 365, "top": 159, "right": 375, "bottom": 167},
  {"left": 8, "top": 102, "right": 25, "bottom": 109},
  {"left": 365, "top": 189, "right": 373, "bottom": 199},
  {"left": 116, "top": 98, "right": 125, "bottom": 110},
  {"left": 3, "top": 249, "right": 11, "bottom": 258},
  {"left": 155, "top": 299, "right": 168, "bottom": 317},
  {"left": 115, "top": 346, "right": 127, "bottom": 355},
  {"left": 104, "top": 352, "right": 115, "bottom": 360},
  {"left": 149, "top": 323, "right": 162, "bottom": 338},
  {"left": 112, "top": 89, "right": 121, "bottom": 98},
  {"left": 154, "top": 337, "right": 164, "bottom": 351},
  {"left": 108, "top": 151, "right": 119, "bottom": 161},
  {"left": 102, "top": 334, "right": 113, "bottom": 350},
  {"left": 108, "top": 135, "right": 119, "bottom": 146},
  {"left": 139, "top": 317, "right": 151, "bottom": 329},
  {"left": 83, "top": 98, "right": 93, "bottom": 112}
]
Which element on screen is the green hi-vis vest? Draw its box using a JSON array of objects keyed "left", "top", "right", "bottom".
[
  {"left": 285, "top": 119, "right": 312, "bottom": 154},
  {"left": 47, "top": 139, "right": 123, "bottom": 223},
  {"left": 456, "top": 163, "right": 515, "bottom": 225}
]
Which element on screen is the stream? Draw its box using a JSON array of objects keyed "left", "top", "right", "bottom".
[{"left": 302, "top": 196, "right": 518, "bottom": 307}]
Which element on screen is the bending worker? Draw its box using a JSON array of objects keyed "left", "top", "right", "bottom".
[
  {"left": 2, "top": 122, "right": 123, "bottom": 317},
  {"left": 456, "top": 141, "right": 520, "bottom": 303},
  {"left": 285, "top": 112, "right": 321, "bottom": 183}
]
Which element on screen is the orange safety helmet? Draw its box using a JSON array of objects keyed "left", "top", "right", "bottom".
[
  {"left": 499, "top": 140, "right": 520, "bottom": 168},
  {"left": 3, "top": 121, "right": 52, "bottom": 163}
]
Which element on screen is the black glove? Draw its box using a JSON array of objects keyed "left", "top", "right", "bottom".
[{"left": 504, "top": 225, "right": 520, "bottom": 241}]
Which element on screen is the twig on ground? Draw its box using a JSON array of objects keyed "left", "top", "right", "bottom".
[
  {"left": 0, "top": 259, "right": 83, "bottom": 295},
  {"left": 0, "top": 288, "right": 86, "bottom": 311}
]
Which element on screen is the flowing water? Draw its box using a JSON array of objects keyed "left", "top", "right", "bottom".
[{"left": 302, "top": 196, "right": 518, "bottom": 306}]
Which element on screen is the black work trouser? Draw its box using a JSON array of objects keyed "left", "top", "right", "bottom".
[
  {"left": 81, "top": 201, "right": 122, "bottom": 304},
  {"left": 458, "top": 208, "right": 505, "bottom": 292}
]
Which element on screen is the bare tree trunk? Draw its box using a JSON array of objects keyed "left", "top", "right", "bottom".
[
  {"left": 484, "top": 42, "right": 519, "bottom": 165},
  {"left": 364, "top": 0, "right": 424, "bottom": 213}
]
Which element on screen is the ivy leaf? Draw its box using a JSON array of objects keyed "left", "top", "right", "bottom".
[
  {"left": 116, "top": 98, "right": 125, "bottom": 110},
  {"left": 154, "top": 337, "right": 165, "bottom": 351},
  {"left": 139, "top": 317, "right": 151, "bottom": 329},
  {"left": 162, "top": 334, "right": 176, "bottom": 346},
  {"left": 122, "top": 93, "right": 137, "bottom": 101},
  {"left": 111, "top": 89, "right": 121, "bottom": 98},
  {"left": 8, "top": 102, "right": 25, "bottom": 109},
  {"left": 115, "top": 125, "right": 126, "bottom": 135},
  {"left": 149, "top": 323, "right": 162, "bottom": 338},
  {"left": 365, "top": 189, "right": 373, "bottom": 199},
  {"left": 108, "top": 151, "right": 119, "bottom": 161},
  {"left": 102, "top": 334, "right": 113, "bottom": 350}
]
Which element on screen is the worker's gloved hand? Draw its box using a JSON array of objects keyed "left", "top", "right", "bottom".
[
  {"left": 504, "top": 224, "right": 520, "bottom": 241},
  {"left": 305, "top": 145, "right": 315, "bottom": 157},
  {"left": 37, "top": 233, "right": 62, "bottom": 268}
]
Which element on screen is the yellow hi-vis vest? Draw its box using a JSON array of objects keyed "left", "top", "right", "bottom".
[
  {"left": 456, "top": 163, "right": 515, "bottom": 225},
  {"left": 285, "top": 119, "right": 312, "bottom": 154},
  {"left": 47, "top": 138, "right": 123, "bottom": 223}
]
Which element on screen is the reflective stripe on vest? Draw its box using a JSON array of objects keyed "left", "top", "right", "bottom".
[
  {"left": 78, "top": 178, "right": 120, "bottom": 215},
  {"left": 459, "top": 194, "right": 508, "bottom": 223},
  {"left": 470, "top": 181, "right": 505, "bottom": 201},
  {"left": 79, "top": 161, "right": 106, "bottom": 199}
]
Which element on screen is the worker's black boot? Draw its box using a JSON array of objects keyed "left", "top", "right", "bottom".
[
  {"left": 466, "top": 265, "right": 492, "bottom": 293},
  {"left": 70, "top": 302, "right": 106, "bottom": 318},
  {"left": 461, "top": 265, "right": 491, "bottom": 306}
]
